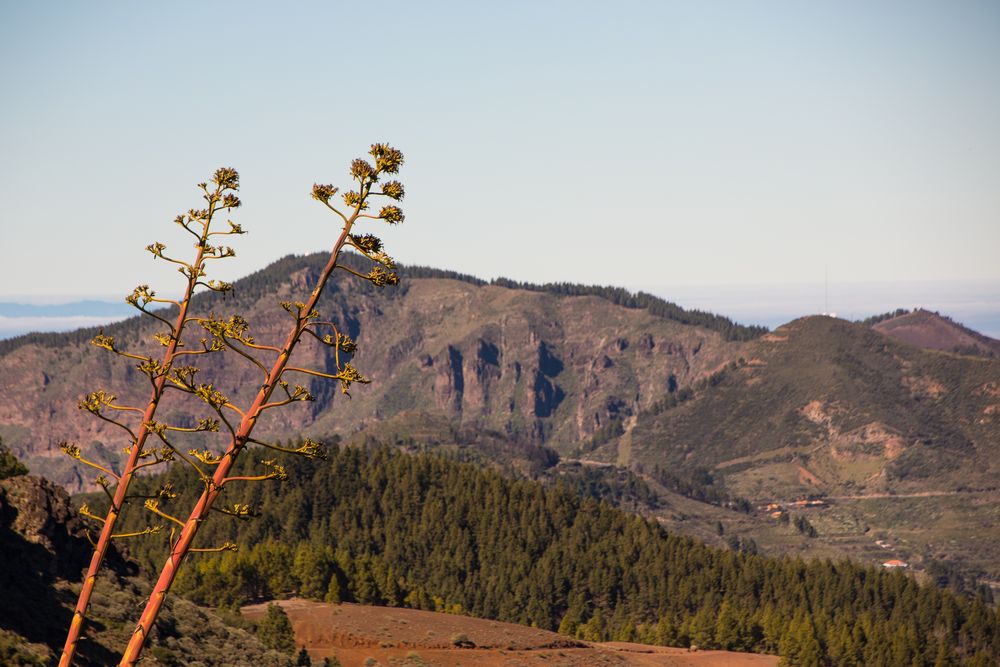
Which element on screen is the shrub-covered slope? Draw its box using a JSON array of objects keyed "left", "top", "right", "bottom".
[{"left": 618, "top": 315, "right": 1000, "bottom": 498}]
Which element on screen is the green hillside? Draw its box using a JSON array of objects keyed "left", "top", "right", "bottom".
[
  {"left": 596, "top": 315, "right": 1000, "bottom": 587},
  {"left": 102, "top": 445, "right": 1000, "bottom": 666}
]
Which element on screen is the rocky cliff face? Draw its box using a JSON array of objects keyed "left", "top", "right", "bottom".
[
  {"left": 0, "top": 257, "right": 743, "bottom": 492},
  {"left": 0, "top": 473, "right": 96, "bottom": 663},
  {"left": 0, "top": 474, "right": 92, "bottom": 580}
]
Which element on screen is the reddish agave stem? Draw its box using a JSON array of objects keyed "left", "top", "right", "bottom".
[
  {"left": 59, "top": 247, "right": 206, "bottom": 667},
  {"left": 118, "top": 220, "right": 355, "bottom": 666}
]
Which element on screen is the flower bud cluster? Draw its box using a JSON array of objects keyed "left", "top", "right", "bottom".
[
  {"left": 368, "top": 266, "right": 400, "bottom": 287},
  {"left": 351, "top": 159, "right": 376, "bottom": 181},
  {"left": 350, "top": 233, "right": 383, "bottom": 254},
  {"left": 379, "top": 205, "right": 404, "bottom": 224},
  {"left": 312, "top": 183, "right": 339, "bottom": 203},
  {"left": 369, "top": 143, "right": 404, "bottom": 173},
  {"left": 212, "top": 167, "right": 240, "bottom": 190},
  {"left": 380, "top": 181, "right": 404, "bottom": 200},
  {"left": 126, "top": 285, "right": 156, "bottom": 308},
  {"left": 335, "top": 363, "right": 370, "bottom": 394}
]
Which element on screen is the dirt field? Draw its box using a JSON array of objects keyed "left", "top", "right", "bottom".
[{"left": 242, "top": 599, "right": 779, "bottom": 667}]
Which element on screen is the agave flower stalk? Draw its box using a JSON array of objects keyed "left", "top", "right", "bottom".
[
  {"left": 59, "top": 169, "right": 243, "bottom": 667},
  {"left": 118, "top": 144, "right": 405, "bottom": 666}
]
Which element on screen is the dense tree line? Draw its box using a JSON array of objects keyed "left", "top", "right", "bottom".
[
  {"left": 231, "top": 254, "right": 769, "bottom": 341},
  {"left": 489, "top": 278, "right": 766, "bottom": 341},
  {"left": 647, "top": 464, "right": 753, "bottom": 514},
  {"left": 104, "top": 445, "right": 1000, "bottom": 666},
  {"left": 552, "top": 463, "right": 660, "bottom": 511}
]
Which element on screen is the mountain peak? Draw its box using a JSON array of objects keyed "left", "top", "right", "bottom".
[{"left": 873, "top": 308, "right": 1000, "bottom": 357}]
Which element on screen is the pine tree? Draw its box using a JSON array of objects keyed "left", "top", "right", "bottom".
[
  {"left": 780, "top": 613, "right": 823, "bottom": 667},
  {"left": 292, "top": 543, "right": 333, "bottom": 599},
  {"left": 654, "top": 613, "right": 679, "bottom": 647},
  {"left": 324, "top": 573, "right": 343, "bottom": 604},
  {"left": 558, "top": 602, "right": 583, "bottom": 637},
  {"left": 256, "top": 603, "right": 296, "bottom": 655},
  {"left": 932, "top": 639, "right": 956, "bottom": 667},
  {"left": 966, "top": 651, "right": 995, "bottom": 667},
  {"left": 714, "top": 600, "right": 740, "bottom": 650},
  {"left": 576, "top": 609, "right": 606, "bottom": 642},
  {"left": 689, "top": 605, "right": 716, "bottom": 650}
]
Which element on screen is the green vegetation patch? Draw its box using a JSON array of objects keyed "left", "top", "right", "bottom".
[{"left": 104, "top": 445, "right": 1000, "bottom": 666}]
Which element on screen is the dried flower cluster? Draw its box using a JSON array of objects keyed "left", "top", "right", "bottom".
[{"left": 58, "top": 145, "right": 407, "bottom": 666}]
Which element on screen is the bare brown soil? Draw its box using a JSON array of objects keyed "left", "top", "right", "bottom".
[{"left": 242, "top": 599, "right": 779, "bottom": 667}]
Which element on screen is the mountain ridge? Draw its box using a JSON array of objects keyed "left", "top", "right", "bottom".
[
  {"left": 2, "top": 253, "right": 997, "bottom": 589},
  {"left": 0, "top": 252, "right": 755, "bottom": 492},
  {"left": 0, "top": 252, "right": 765, "bottom": 358}
]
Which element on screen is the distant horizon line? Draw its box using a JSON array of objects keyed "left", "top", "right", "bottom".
[
  {"left": 1, "top": 275, "right": 997, "bottom": 341},
  {"left": 2, "top": 276, "right": 999, "bottom": 304}
]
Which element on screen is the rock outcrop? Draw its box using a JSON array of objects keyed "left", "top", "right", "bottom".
[{"left": 0, "top": 474, "right": 91, "bottom": 580}]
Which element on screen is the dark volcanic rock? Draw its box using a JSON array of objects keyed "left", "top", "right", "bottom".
[{"left": 0, "top": 475, "right": 91, "bottom": 580}]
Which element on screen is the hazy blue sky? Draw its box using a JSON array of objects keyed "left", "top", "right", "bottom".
[{"left": 1, "top": 3, "right": 998, "bottom": 313}]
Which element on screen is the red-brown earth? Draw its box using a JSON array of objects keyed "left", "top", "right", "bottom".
[{"left": 242, "top": 599, "right": 779, "bottom": 667}]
